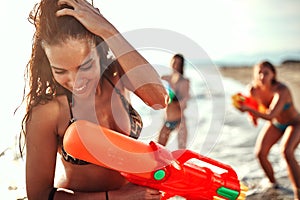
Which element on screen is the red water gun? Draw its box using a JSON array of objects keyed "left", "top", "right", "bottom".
[
  {"left": 63, "top": 120, "right": 248, "bottom": 200},
  {"left": 232, "top": 93, "right": 265, "bottom": 126}
]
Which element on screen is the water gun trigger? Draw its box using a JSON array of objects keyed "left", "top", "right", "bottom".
[{"left": 149, "top": 141, "right": 179, "bottom": 170}]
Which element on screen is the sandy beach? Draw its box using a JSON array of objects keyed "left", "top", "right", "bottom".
[{"left": 219, "top": 63, "right": 300, "bottom": 200}]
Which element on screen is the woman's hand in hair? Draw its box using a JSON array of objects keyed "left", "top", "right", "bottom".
[{"left": 56, "top": 0, "right": 118, "bottom": 39}]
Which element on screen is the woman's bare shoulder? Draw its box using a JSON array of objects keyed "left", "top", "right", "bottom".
[
  {"left": 275, "top": 82, "right": 288, "bottom": 90},
  {"left": 32, "top": 97, "right": 61, "bottom": 114},
  {"left": 274, "top": 82, "right": 291, "bottom": 96},
  {"left": 28, "top": 97, "right": 63, "bottom": 132},
  {"left": 248, "top": 84, "right": 265, "bottom": 102},
  {"left": 246, "top": 83, "right": 256, "bottom": 94},
  {"left": 161, "top": 75, "right": 170, "bottom": 80},
  {"left": 178, "top": 77, "right": 189, "bottom": 87},
  {"left": 182, "top": 77, "right": 190, "bottom": 84}
]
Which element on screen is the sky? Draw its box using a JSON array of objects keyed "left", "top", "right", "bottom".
[
  {"left": 95, "top": 0, "right": 300, "bottom": 64},
  {"left": 2, "top": 0, "right": 300, "bottom": 65},
  {"left": 1, "top": 0, "right": 300, "bottom": 150}
]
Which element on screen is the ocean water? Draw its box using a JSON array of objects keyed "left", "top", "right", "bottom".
[{"left": 0, "top": 63, "right": 297, "bottom": 199}]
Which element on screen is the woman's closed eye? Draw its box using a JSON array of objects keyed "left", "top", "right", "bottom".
[
  {"left": 80, "top": 64, "right": 93, "bottom": 71},
  {"left": 52, "top": 65, "right": 92, "bottom": 75},
  {"left": 54, "top": 69, "right": 67, "bottom": 74}
]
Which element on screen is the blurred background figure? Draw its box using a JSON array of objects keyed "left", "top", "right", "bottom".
[
  {"left": 237, "top": 61, "right": 300, "bottom": 199},
  {"left": 158, "top": 54, "right": 190, "bottom": 149}
]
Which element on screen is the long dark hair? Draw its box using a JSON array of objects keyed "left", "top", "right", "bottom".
[
  {"left": 18, "top": 0, "right": 113, "bottom": 156},
  {"left": 173, "top": 53, "right": 185, "bottom": 75},
  {"left": 259, "top": 61, "right": 277, "bottom": 84}
]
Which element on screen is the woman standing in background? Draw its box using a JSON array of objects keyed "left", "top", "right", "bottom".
[
  {"left": 238, "top": 61, "right": 300, "bottom": 199},
  {"left": 158, "top": 54, "right": 190, "bottom": 149}
]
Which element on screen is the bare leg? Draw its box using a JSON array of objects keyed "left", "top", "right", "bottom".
[
  {"left": 254, "top": 122, "right": 282, "bottom": 184},
  {"left": 158, "top": 123, "right": 172, "bottom": 146},
  {"left": 280, "top": 125, "right": 300, "bottom": 199},
  {"left": 178, "top": 117, "right": 187, "bottom": 149}
]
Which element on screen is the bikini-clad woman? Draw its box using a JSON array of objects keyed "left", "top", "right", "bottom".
[
  {"left": 158, "top": 54, "right": 190, "bottom": 149},
  {"left": 238, "top": 61, "right": 300, "bottom": 199}
]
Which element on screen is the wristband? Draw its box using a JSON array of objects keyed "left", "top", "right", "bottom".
[
  {"left": 48, "top": 187, "right": 57, "bottom": 200},
  {"left": 105, "top": 191, "right": 109, "bottom": 200}
]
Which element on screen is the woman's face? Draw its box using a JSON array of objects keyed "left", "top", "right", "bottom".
[
  {"left": 170, "top": 57, "right": 182, "bottom": 73},
  {"left": 44, "top": 39, "right": 101, "bottom": 98},
  {"left": 253, "top": 64, "right": 275, "bottom": 86}
]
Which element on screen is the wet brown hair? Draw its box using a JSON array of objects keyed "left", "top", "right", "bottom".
[{"left": 18, "top": 0, "right": 112, "bottom": 156}]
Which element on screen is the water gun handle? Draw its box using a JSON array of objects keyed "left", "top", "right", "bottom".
[
  {"left": 172, "top": 150, "right": 242, "bottom": 200},
  {"left": 173, "top": 150, "right": 238, "bottom": 178},
  {"left": 232, "top": 93, "right": 258, "bottom": 109}
]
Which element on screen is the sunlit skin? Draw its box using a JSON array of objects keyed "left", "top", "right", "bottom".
[
  {"left": 33, "top": 39, "right": 136, "bottom": 193},
  {"left": 44, "top": 39, "right": 101, "bottom": 98},
  {"left": 253, "top": 64, "right": 274, "bottom": 88},
  {"left": 24, "top": 0, "right": 168, "bottom": 199},
  {"left": 166, "top": 57, "right": 188, "bottom": 121},
  {"left": 158, "top": 56, "right": 190, "bottom": 149},
  {"left": 27, "top": 38, "right": 163, "bottom": 200},
  {"left": 238, "top": 62, "right": 300, "bottom": 199},
  {"left": 249, "top": 64, "right": 298, "bottom": 124}
]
